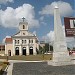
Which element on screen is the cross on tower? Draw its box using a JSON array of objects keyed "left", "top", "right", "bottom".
[{"left": 22, "top": 17, "right": 25, "bottom": 22}]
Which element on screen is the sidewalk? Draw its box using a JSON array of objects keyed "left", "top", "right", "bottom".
[
  {"left": 7, "top": 63, "right": 13, "bottom": 75},
  {"left": 3, "top": 63, "right": 13, "bottom": 75}
]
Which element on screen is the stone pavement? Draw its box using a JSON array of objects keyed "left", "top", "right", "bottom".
[
  {"left": 12, "top": 62, "right": 75, "bottom": 75},
  {"left": 3, "top": 60, "right": 44, "bottom": 75}
]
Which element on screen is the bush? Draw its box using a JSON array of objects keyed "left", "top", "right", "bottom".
[{"left": 3, "top": 61, "right": 9, "bottom": 65}]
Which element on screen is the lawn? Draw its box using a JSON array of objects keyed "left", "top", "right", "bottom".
[{"left": 0, "top": 54, "right": 53, "bottom": 61}]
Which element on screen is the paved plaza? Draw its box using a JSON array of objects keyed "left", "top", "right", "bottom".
[{"left": 12, "top": 62, "right": 75, "bottom": 75}]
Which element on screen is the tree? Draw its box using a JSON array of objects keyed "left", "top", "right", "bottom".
[
  {"left": 44, "top": 43, "right": 53, "bottom": 52},
  {"left": 73, "top": 47, "right": 75, "bottom": 50},
  {"left": 45, "top": 43, "right": 49, "bottom": 52},
  {"left": 67, "top": 47, "right": 71, "bottom": 51},
  {"left": 39, "top": 46, "right": 43, "bottom": 54},
  {"left": 39, "top": 43, "right": 53, "bottom": 54}
]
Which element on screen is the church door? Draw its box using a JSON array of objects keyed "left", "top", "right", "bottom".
[
  {"left": 15, "top": 47, "right": 19, "bottom": 55},
  {"left": 29, "top": 47, "right": 33, "bottom": 55},
  {"left": 8, "top": 50, "right": 11, "bottom": 56},
  {"left": 22, "top": 47, "right": 26, "bottom": 55}
]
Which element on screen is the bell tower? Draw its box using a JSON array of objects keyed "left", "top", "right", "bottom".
[
  {"left": 19, "top": 17, "right": 28, "bottom": 31},
  {"left": 19, "top": 17, "right": 28, "bottom": 36}
]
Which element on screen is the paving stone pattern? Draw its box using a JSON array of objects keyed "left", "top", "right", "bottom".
[{"left": 12, "top": 62, "right": 75, "bottom": 75}]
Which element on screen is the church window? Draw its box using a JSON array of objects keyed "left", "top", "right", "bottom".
[
  {"left": 15, "top": 40, "right": 16, "bottom": 43},
  {"left": 15, "top": 47, "right": 19, "bottom": 50},
  {"left": 22, "top": 40, "right": 24, "bottom": 44},
  {"left": 15, "top": 47, "right": 19, "bottom": 55},
  {"left": 25, "top": 40, "right": 26, "bottom": 43},
  {"left": 23, "top": 33, "right": 25, "bottom": 35},
  {"left": 22, "top": 40, "right": 26, "bottom": 44},
  {"left": 31, "top": 40, "right": 33, "bottom": 43},
  {"left": 15, "top": 40, "right": 19, "bottom": 44},
  {"left": 23, "top": 25, "right": 25, "bottom": 29},
  {"left": 18, "top": 40, "right": 19, "bottom": 44},
  {"left": 29, "top": 39, "right": 33, "bottom": 43}
]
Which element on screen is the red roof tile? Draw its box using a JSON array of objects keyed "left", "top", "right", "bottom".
[{"left": 5, "top": 38, "right": 12, "bottom": 43}]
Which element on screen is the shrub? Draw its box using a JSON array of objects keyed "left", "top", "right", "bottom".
[{"left": 3, "top": 61, "right": 9, "bottom": 65}]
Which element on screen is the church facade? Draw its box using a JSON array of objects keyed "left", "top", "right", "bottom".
[{"left": 5, "top": 18, "right": 39, "bottom": 56}]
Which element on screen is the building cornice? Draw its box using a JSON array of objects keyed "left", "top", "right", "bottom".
[{"left": 12, "top": 36, "right": 37, "bottom": 39}]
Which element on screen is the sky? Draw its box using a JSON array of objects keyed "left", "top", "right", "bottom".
[{"left": 0, "top": 0, "right": 75, "bottom": 48}]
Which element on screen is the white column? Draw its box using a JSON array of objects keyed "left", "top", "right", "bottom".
[
  {"left": 19, "top": 46, "right": 22, "bottom": 55},
  {"left": 13, "top": 40, "right": 15, "bottom": 56},
  {"left": 19, "top": 39, "right": 22, "bottom": 55},
  {"left": 26, "top": 45, "right": 29, "bottom": 55},
  {"left": 33, "top": 46, "right": 36, "bottom": 55},
  {"left": 5, "top": 44, "right": 7, "bottom": 55},
  {"left": 26, "top": 39, "right": 29, "bottom": 55}
]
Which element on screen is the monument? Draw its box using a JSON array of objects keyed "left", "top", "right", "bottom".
[{"left": 48, "top": 5, "right": 71, "bottom": 66}]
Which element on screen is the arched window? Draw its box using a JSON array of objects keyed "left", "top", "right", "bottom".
[
  {"left": 15, "top": 47, "right": 19, "bottom": 50},
  {"left": 23, "top": 25, "right": 25, "bottom": 29},
  {"left": 15, "top": 47, "right": 19, "bottom": 55}
]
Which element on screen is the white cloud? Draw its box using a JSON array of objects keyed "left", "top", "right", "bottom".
[
  {"left": 42, "top": 25, "right": 64, "bottom": 42},
  {"left": 39, "top": 1, "right": 73, "bottom": 16},
  {"left": 42, "top": 25, "right": 75, "bottom": 48},
  {"left": 0, "top": 4, "right": 39, "bottom": 28},
  {"left": 0, "top": 0, "right": 14, "bottom": 4},
  {"left": 42, "top": 30, "right": 54, "bottom": 43},
  {"left": 2, "top": 36, "right": 11, "bottom": 43},
  {"left": 39, "top": 16, "right": 47, "bottom": 26}
]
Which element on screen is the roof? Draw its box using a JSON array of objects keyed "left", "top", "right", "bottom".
[
  {"left": 0, "top": 45, "right": 5, "bottom": 48},
  {"left": 5, "top": 38, "right": 12, "bottom": 43}
]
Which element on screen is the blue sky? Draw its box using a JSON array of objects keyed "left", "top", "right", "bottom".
[{"left": 0, "top": 0, "right": 75, "bottom": 46}]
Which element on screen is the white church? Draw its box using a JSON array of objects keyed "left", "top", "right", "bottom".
[{"left": 5, "top": 17, "right": 39, "bottom": 56}]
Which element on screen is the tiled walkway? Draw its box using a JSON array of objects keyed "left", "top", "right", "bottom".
[{"left": 12, "top": 62, "right": 75, "bottom": 75}]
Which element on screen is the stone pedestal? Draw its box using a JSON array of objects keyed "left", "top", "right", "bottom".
[{"left": 48, "top": 42, "right": 72, "bottom": 66}]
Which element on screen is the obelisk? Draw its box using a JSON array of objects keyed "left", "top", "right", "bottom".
[{"left": 48, "top": 5, "right": 71, "bottom": 66}]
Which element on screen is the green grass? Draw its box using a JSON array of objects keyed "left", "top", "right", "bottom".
[{"left": 0, "top": 54, "right": 53, "bottom": 61}]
